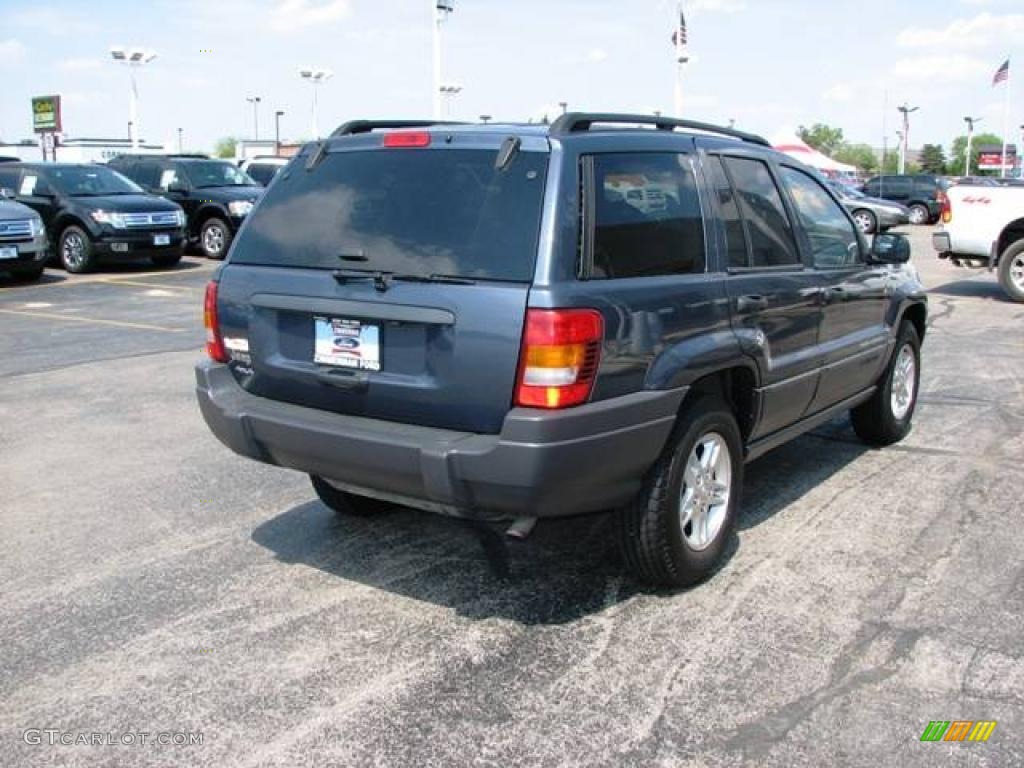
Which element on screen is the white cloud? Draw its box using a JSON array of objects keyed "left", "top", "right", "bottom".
[
  {"left": 823, "top": 83, "right": 856, "bottom": 102},
  {"left": 584, "top": 48, "right": 608, "bottom": 63},
  {"left": 270, "top": 0, "right": 352, "bottom": 32},
  {"left": 689, "top": 0, "right": 747, "bottom": 13},
  {"left": 10, "top": 7, "right": 99, "bottom": 35},
  {"left": 59, "top": 58, "right": 102, "bottom": 72},
  {"left": 892, "top": 54, "right": 986, "bottom": 81},
  {"left": 897, "top": 12, "right": 1024, "bottom": 48},
  {"left": 0, "top": 39, "right": 26, "bottom": 63}
]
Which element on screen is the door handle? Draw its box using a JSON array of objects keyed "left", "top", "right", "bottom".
[{"left": 736, "top": 294, "right": 769, "bottom": 312}]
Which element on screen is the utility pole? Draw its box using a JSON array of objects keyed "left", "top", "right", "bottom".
[
  {"left": 897, "top": 102, "right": 919, "bottom": 175},
  {"left": 433, "top": 1, "right": 455, "bottom": 120},
  {"left": 964, "top": 116, "right": 983, "bottom": 176},
  {"left": 177, "top": 127, "right": 183, "bottom": 153},
  {"left": 275, "top": 110, "right": 284, "bottom": 153},
  {"left": 246, "top": 96, "right": 262, "bottom": 141},
  {"left": 558, "top": 101, "right": 568, "bottom": 115}
]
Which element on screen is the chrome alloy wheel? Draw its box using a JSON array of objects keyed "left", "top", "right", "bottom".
[
  {"left": 203, "top": 224, "right": 225, "bottom": 256},
  {"left": 1009, "top": 252, "right": 1024, "bottom": 293},
  {"left": 62, "top": 231, "right": 86, "bottom": 270},
  {"left": 853, "top": 210, "right": 875, "bottom": 234},
  {"left": 890, "top": 344, "right": 917, "bottom": 420},
  {"left": 679, "top": 432, "right": 732, "bottom": 551}
]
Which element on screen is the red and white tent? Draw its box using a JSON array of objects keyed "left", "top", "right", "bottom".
[{"left": 771, "top": 130, "right": 857, "bottom": 175}]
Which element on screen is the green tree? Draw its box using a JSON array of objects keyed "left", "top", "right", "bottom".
[
  {"left": 918, "top": 144, "right": 947, "bottom": 174},
  {"left": 834, "top": 143, "right": 878, "bottom": 174},
  {"left": 949, "top": 133, "right": 1003, "bottom": 176},
  {"left": 797, "top": 123, "right": 845, "bottom": 157},
  {"left": 881, "top": 148, "right": 900, "bottom": 174},
  {"left": 213, "top": 137, "right": 238, "bottom": 159}
]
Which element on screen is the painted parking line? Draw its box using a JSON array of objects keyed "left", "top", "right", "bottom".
[
  {"left": 0, "top": 308, "right": 186, "bottom": 333},
  {"left": 97, "top": 278, "right": 198, "bottom": 292},
  {"left": 0, "top": 266, "right": 212, "bottom": 292}
]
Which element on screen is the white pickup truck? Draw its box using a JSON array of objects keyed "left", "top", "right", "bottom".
[{"left": 932, "top": 184, "right": 1024, "bottom": 301}]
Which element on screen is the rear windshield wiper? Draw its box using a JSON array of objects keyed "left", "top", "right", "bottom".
[
  {"left": 332, "top": 269, "right": 475, "bottom": 291},
  {"left": 393, "top": 273, "right": 476, "bottom": 286}
]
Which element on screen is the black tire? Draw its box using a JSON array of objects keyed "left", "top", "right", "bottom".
[
  {"left": 618, "top": 395, "right": 743, "bottom": 587},
  {"left": 996, "top": 240, "right": 1024, "bottom": 303},
  {"left": 12, "top": 263, "right": 45, "bottom": 282},
  {"left": 199, "top": 217, "right": 232, "bottom": 260},
  {"left": 907, "top": 203, "right": 930, "bottom": 226},
  {"left": 851, "top": 323, "right": 921, "bottom": 446},
  {"left": 310, "top": 475, "right": 393, "bottom": 517},
  {"left": 151, "top": 251, "right": 183, "bottom": 268},
  {"left": 58, "top": 225, "right": 96, "bottom": 273},
  {"left": 852, "top": 209, "right": 877, "bottom": 235}
]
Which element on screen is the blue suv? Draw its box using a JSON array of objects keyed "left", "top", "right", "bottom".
[{"left": 196, "top": 114, "right": 927, "bottom": 587}]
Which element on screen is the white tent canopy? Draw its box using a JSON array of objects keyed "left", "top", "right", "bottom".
[{"left": 770, "top": 130, "right": 857, "bottom": 174}]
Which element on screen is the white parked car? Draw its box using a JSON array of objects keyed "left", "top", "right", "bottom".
[
  {"left": 932, "top": 185, "right": 1024, "bottom": 302},
  {"left": 238, "top": 156, "right": 289, "bottom": 187}
]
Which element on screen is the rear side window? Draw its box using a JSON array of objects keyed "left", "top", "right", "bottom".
[
  {"left": 247, "top": 164, "right": 281, "bottom": 185},
  {"left": 589, "top": 153, "right": 705, "bottom": 278},
  {"left": 0, "top": 166, "right": 20, "bottom": 190},
  {"left": 705, "top": 156, "right": 748, "bottom": 269},
  {"left": 721, "top": 157, "right": 799, "bottom": 267},
  {"left": 232, "top": 147, "right": 549, "bottom": 280},
  {"left": 132, "top": 161, "right": 162, "bottom": 188}
]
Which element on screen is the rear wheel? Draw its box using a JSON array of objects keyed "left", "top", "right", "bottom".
[
  {"left": 908, "top": 203, "right": 930, "bottom": 225},
  {"left": 851, "top": 322, "right": 921, "bottom": 446},
  {"left": 310, "top": 475, "right": 393, "bottom": 517},
  {"left": 199, "top": 218, "right": 232, "bottom": 260},
  {"left": 618, "top": 395, "right": 743, "bottom": 587},
  {"left": 59, "top": 225, "right": 96, "bottom": 273},
  {"left": 996, "top": 240, "right": 1024, "bottom": 303},
  {"left": 852, "top": 209, "right": 877, "bottom": 235}
]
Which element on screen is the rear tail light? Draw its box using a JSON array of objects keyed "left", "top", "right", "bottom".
[
  {"left": 382, "top": 131, "right": 431, "bottom": 148},
  {"left": 939, "top": 190, "right": 952, "bottom": 224},
  {"left": 515, "top": 309, "right": 603, "bottom": 409},
  {"left": 204, "top": 281, "right": 229, "bottom": 363}
]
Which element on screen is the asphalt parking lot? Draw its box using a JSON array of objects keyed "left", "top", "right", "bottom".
[{"left": 1, "top": 229, "right": 1022, "bottom": 767}]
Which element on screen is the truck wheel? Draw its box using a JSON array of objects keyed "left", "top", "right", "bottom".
[
  {"left": 200, "top": 218, "right": 232, "bottom": 260},
  {"left": 908, "top": 204, "right": 930, "bottom": 225},
  {"left": 997, "top": 240, "right": 1024, "bottom": 303},
  {"left": 851, "top": 322, "right": 921, "bottom": 446},
  {"left": 59, "top": 225, "right": 96, "bottom": 273},
  {"left": 617, "top": 395, "right": 743, "bottom": 587},
  {"left": 310, "top": 475, "right": 393, "bottom": 517},
  {"left": 852, "top": 209, "right": 877, "bottom": 235}
]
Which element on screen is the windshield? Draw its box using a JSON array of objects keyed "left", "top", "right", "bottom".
[
  {"left": 47, "top": 166, "right": 143, "bottom": 196},
  {"left": 834, "top": 183, "right": 865, "bottom": 199},
  {"left": 231, "top": 147, "right": 549, "bottom": 281},
  {"left": 183, "top": 161, "right": 255, "bottom": 188}
]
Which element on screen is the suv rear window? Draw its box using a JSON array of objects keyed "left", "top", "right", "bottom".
[{"left": 232, "top": 148, "right": 549, "bottom": 281}]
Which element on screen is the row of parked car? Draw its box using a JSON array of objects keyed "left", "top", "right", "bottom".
[{"left": 0, "top": 153, "right": 289, "bottom": 281}]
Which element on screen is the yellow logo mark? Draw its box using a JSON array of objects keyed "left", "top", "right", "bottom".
[{"left": 968, "top": 721, "right": 997, "bottom": 742}]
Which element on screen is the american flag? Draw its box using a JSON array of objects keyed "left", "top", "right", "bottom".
[
  {"left": 993, "top": 59, "right": 1009, "bottom": 86},
  {"left": 671, "top": 8, "right": 688, "bottom": 48}
]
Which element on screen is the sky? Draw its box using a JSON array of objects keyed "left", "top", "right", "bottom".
[{"left": 1, "top": 0, "right": 1023, "bottom": 153}]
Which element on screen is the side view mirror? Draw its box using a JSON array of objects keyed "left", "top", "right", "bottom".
[
  {"left": 869, "top": 233, "right": 911, "bottom": 264},
  {"left": 0, "top": 187, "right": 14, "bottom": 199}
]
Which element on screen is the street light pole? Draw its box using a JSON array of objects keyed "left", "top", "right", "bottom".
[
  {"left": 897, "top": 102, "right": 919, "bottom": 175},
  {"left": 177, "top": 127, "right": 183, "bottom": 153},
  {"left": 299, "top": 68, "right": 333, "bottom": 139},
  {"left": 246, "top": 96, "right": 262, "bottom": 141},
  {"left": 275, "top": 110, "right": 285, "bottom": 153},
  {"left": 433, "top": 1, "right": 454, "bottom": 120},
  {"left": 109, "top": 47, "right": 157, "bottom": 151},
  {"left": 439, "top": 83, "right": 462, "bottom": 119},
  {"left": 964, "top": 116, "right": 982, "bottom": 176}
]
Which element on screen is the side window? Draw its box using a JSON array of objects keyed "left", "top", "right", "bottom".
[
  {"left": 158, "top": 163, "right": 181, "bottom": 191},
  {"left": 721, "top": 157, "right": 800, "bottom": 267},
  {"left": 706, "top": 155, "right": 749, "bottom": 268},
  {"left": 863, "top": 178, "right": 880, "bottom": 196},
  {"left": 780, "top": 167, "right": 861, "bottom": 269},
  {"left": 0, "top": 166, "right": 20, "bottom": 190},
  {"left": 134, "top": 161, "right": 161, "bottom": 188},
  {"left": 590, "top": 152, "right": 705, "bottom": 278}
]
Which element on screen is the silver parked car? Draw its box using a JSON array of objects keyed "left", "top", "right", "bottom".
[
  {"left": 0, "top": 192, "right": 49, "bottom": 281},
  {"left": 829, "top": 182, "right": 910, "bottom": 234}
]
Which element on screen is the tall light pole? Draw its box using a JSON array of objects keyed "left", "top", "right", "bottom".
[
  {"left": 897, "top": 102, "right": 919, "bottom": 175},
  {"left": 246, "top": 96, "right": 262, "bottom": 141},
  {"left": 109, "top": 46, "right": 157, "bottom": 151},
  {"left": 275, "top": 110, "right": 285, "bottom": 153},
  {"left": 299, "top": 68, "right": 333, "bottom": 139},
  {"left": 558, "top": 101, "right": 568, "bottom": 115},
  {"left": 439, "top": 83, "right": 462, "bottom": 119},
  {"left": 177, "top": 127, "right": 183, "bottom": 153},
  {"left": 964, "top": 116, "right": 983, "bottom": 176},
  {"left": 433, "top": 0, "right": 455, "bottom": 120},
  {"left": 479, "top": 114, "right": 492, "bottom": 124}
]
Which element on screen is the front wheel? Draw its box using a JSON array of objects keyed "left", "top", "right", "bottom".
[
  {"left": 310, "top": 475, "right": 393, "bottom": 517},
  {"left": 851, "top": 323, "right": 921, "bottom": 446},
  {"left": 59, "top": 225, "right": 96, "bottom": 273},
  {"left": 199, "top": 218, "right": 232, "bottom": 260},
  {"left": 852, "top": 209, "right": 877, "bottom": 235},
  {"left": 996, "top": 240, "right": 1024, "bottom": 303},
  {"left": 908, "top": 204, "right": 930, "bottom": 226},
  {"left": 618, "top": 395, "right": 743, "bottom": 587}
]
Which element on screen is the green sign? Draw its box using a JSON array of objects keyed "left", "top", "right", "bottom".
[{"left": 32, "top": 95, "right": 61, "bottom": 133}]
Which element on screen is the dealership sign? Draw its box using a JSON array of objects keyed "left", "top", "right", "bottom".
[
  {"left": 976, "top": 144, "right": 1017, "bottom": 171},
  {"left": 32, "top": 95, "right": 62, "bottom": 133}
]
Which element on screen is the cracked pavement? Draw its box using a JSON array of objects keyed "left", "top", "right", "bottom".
[{"left": 1, "top": 228, "right": 1021, "bottom": 767}]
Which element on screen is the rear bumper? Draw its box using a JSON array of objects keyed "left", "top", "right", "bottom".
[{"left": 195, "top": 360, "right": 686, "bottom": 519}]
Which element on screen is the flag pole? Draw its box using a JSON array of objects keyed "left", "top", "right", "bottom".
[
  {"left": 1001, "top": 56, "right": 1011, "bottom": 178},
  {"left": 674, "top": 3, "right": 684, "bottom": 117}
]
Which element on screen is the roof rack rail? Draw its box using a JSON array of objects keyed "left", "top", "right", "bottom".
[
  {"left": 331, "top": 120, "right": 468, "bottom": 137},
  {"left": 548, "top": 112, "right": 771, "bottom": 147}
]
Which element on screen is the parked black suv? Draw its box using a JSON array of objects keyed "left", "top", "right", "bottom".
[
  {"left": 196, "top": 114, "right": 927, "bottom": 587},
  {"left": 861, "top": 174, "right": 948, "bottom": 225},
  {"left": 0, "top": 162, "right": 185, "bottom": 273},
  {"left": 108, "top": 154, "right": 262, "bottom": 260}
]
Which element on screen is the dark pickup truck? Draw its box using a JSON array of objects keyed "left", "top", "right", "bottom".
[{"left": 196, "top": 114, "right": 927, "bottom": 587}]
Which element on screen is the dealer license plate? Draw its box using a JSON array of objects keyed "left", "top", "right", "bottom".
[{"left": 314, "top": 317, "right": 380, "bottom": 371}]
